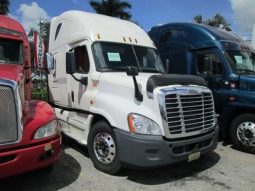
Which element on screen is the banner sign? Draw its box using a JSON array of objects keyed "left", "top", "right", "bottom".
[{"left": 34, "top": 31, "right": 45, "bottom": 68}]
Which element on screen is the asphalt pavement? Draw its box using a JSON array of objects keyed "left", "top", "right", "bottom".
[{"left": 0, "top": 137, "right": 254, "bottom": 191}]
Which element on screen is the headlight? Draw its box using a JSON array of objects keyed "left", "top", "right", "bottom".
[
  {"left": 128, "top": 113, "right": 162, "bottom": 135},
  {"left": 34, "top": 120, "right": 58, "bottom": 140}
]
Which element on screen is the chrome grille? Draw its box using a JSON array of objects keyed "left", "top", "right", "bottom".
[
  {"left": 164, "top": 89, "right": 215, "bottom": 137},
  {"left": 0, "top": 85, "right": 18, "bottom": 144}
]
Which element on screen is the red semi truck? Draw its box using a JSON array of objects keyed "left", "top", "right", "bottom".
[{"left": 0, "top": 15, "right": 61, "bottom": 178}]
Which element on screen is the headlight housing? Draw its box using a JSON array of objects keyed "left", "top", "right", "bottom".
[
  {"left": 34, "top": 120, "right": 58, "bottom": 140},
  {"left": 128, "top": 113, "right": 162, "bottom": 135}
]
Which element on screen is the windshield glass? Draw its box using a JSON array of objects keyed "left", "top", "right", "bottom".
[
  {"left": 92, "top": 42, "right": 165, "bottom": 73},
  {"left": 226, "top": 50, "right": 255, "bottom": 75},
  {"left": 0, "top": 38, "right": 24, "bottom": 64}
]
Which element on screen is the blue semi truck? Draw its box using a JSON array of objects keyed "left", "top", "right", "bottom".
[{"left": 149, "top": 23, "right": 255, "bottom": 153}]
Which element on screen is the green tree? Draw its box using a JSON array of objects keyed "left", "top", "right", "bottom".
[
  {"left": 194, "top": 14, "right": 231, "bottom": 31},
  {"left": 39, "top": 21, "right": 50, "bottom": 48},
  {"left": 194, "top": 15, "right": 202, "bottom": 24},
  {"left": 27, "top": 20, "right": 50, "bottom": 66},
  {"left": 0, "top": 0, "right": 9, "bottom": 15},
  {"left": 90, "top": 0, "right": 132, "bottom": 20}
]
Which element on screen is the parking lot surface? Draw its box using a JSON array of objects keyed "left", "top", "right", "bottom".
[{"left": 1, "top": 138, "right": 254, "bottom": 191}]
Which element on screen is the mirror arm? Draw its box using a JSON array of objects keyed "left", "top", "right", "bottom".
[
  {"left": 132, "top": 76, "right": 143, "bottom": 102},
  {"left": 71, "top": 74, "right": 88, "bottom": 85}
]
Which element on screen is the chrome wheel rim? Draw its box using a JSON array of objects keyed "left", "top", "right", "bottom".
[
  {"left": 93, "top": 132, "right": 116, "bottom": 164},
  {"left": 237, "top": 122, "right": 255, "bottom": 147}
]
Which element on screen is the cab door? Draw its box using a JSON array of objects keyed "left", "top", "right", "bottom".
[
  {"left": 66, "top": 41, "right": 91, "bottom": 111},
  {"left": 194, "top": 49, "right": 228, "bottom": 113}
]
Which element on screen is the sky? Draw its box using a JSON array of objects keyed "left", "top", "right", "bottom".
[{"left": 8, "top": 0, "right": 255, "bottom": 40}]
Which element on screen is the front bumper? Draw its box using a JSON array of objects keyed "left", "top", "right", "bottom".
[
  {"left": 114, "top": 125, "right": 218, "bottom": 167},
  {"left": 0, "top": 137, "right": 61, "bottom": 179}
]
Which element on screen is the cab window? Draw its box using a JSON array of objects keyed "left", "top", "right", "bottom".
[
  {"left": 196, "top": 53, "right": 223, "bottom": 75},
  {"left": 74, "top": 45, "right": 90, "bottom": 73}
]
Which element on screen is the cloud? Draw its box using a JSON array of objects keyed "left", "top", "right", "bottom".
[
  {"left": 230, "top": 0, "right": 255, "bottom": 33},
  {"left": 16, "top": 2, "right": 50, "bottom": 32}
]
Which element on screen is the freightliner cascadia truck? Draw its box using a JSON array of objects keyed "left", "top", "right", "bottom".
[
  {"left": 0, "top": 15, "right": 61, "bottom": 179},
  {"left": 47, "top": 11, "right": 218, "bottom": 174},
  {"left": 149, "top": 23, "right": 255, "bottom": 153}
]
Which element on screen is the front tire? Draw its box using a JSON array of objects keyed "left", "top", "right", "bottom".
[
  {"left": 230, "top": 113, "right": 255, "bottom": 153},
  {"left": 88, "top": 121, "right": 121, "bottom": 174}
]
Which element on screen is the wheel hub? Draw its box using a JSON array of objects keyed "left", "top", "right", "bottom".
[
  {"left": 237, "top": 122, "right": 255, "bottom": 147},
  {"left": 93, "top": 132, "right": 116, "bottom": 164}
]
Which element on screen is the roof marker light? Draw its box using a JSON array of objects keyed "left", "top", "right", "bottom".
[
  {"left": 129, "top": 37, "right": 132, "bottom": 42},
  {"left": 123, "top": 37, "right": 126, "bottom": 42},
  {"left": 97, "top": 33, "right": 101, "bottom": 39}
]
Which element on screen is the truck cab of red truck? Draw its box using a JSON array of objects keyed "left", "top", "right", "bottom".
[{"left": 0, "top": 15, "right": 61, "bottom": 179}]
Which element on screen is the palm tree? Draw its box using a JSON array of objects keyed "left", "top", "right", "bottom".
[
  {"left": 0, "top": 0, "right": 10, "bottom": 15},
  {"left": 90, "top": 0, "right": 132, "bottom": 20},
  {"left": 194, "top": 15, "right": 202, "bottom": 24},
  {"left": 194, "top": 14, "right": 231, "bottom": 31}
]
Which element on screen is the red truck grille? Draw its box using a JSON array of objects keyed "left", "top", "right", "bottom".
[{"left": 0, "top": 85, "right": 18, "bottom": 144}]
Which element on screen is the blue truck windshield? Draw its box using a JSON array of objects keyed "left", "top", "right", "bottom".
[
  {"left": 92, "top": 42, "right": 165, "bottom": 73},
  {"left": 0, "top": 38, "right": 24, "bottom": 65},
  {"left": 226, "top": 50, "right": 255, "bottom": 75}
]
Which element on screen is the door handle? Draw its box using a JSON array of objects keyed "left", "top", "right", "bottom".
[{"left": 71, "top": 91, "right": 74, "bottom": 102}]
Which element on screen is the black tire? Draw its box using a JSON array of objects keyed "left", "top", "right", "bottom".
[
  {"left": 230, "top": 113, "right": 255, "bottom": 153},
  {"left": 87, "top": 121, "right": 121, "bottom": 174}
]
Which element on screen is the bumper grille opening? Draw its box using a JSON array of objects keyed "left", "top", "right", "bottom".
[
  {"left": 0, "top": 85, "right": 18, "bottom": 144},
  {"left": 172, "top": 138, "right": 213, "bottom": 154}
]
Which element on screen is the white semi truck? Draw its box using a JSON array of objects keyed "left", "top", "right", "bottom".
[{"left": 47, "top": 10, "right": 219, "bottom": 174}]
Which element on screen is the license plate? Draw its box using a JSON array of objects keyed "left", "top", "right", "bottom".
[
  {"left": 188, "top": 151, "right": 200, "bottom": 162},
  {"left": 44, "top": 143, "right": 52, "bottom": 151}
]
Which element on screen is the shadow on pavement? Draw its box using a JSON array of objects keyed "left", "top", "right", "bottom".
[
  {"left": 0, "top": 149, "right": 81, "bottom": 191},
  {"left": 61, "top": 135, "right": 221, "bottom": 185},
  {"left": 62, "top": 134, "right": 90, "bottom": 158},
  {"left": 221, "top": 140, "right": 255, "bottom": 155},
  {"left": 116, "top": 151, "right": 221, "bottom": 185}
]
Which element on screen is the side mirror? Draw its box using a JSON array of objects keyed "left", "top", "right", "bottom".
[
  {"left": 46, "top": 53, "right": 54, "bottom": 70},
  {"left": 126, "top": 66, "right": 139, "bottom": 76},
  {"left": 126, "top": 66, "right": 143, "bottom": 102},
  {"left": 66, "top": 52, "right": 76, "bottom": 74}
]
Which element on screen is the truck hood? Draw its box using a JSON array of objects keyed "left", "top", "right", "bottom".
[
  {"left": 98, "top": 72, "right": 157, "bottom": 93},
  {"left": 0, "top": 64, "right": 23, "bottom": 82},
  {"left": 98, "top": 72, "right": 206, "bottom": 94}
]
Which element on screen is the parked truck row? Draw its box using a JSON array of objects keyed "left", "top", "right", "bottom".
[{"left": 3, "top": 10, "right": 253, "bottom": 177}]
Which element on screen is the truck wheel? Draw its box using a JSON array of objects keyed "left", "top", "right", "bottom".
[
  {"left": 230, "top": 114, "right": 255, "bottom": 153},
  {"left": 88, "top": 121, "right": 121, "bottom": 174}
]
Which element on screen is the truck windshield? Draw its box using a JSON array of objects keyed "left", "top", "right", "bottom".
[
  {"left": 0, "top": 38, "right": 24, "bottom": 65},
  {"left": 226, "top": 50, "right": 255, "bottom": 75},
  {"left": 92, "top": 42, "right": 165, "bottom": 73}
]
